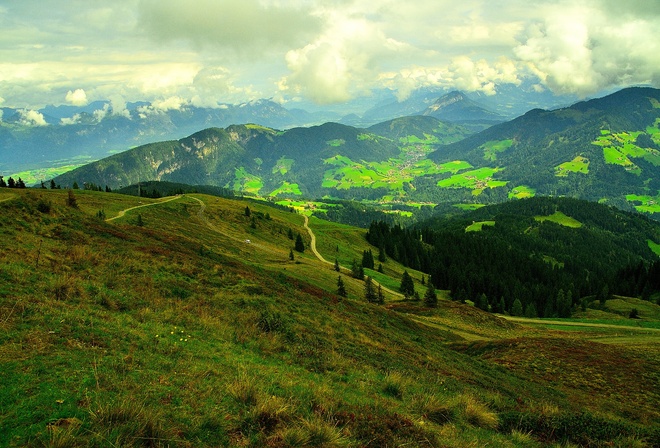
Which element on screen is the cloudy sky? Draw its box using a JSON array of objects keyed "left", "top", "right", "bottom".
[{"left": 1, "top": 0, "right": 659, "bottom": 111}]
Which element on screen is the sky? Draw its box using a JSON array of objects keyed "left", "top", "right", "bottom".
[{"left": 1, "top": 0, "right": 659, "bottom": 113}]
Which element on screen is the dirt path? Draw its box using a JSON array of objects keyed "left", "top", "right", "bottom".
[
  {"left": 105, "top": 195, "right": 182, "bottom": 222},
  {"left": 303, "top": 215, "right": 403, "bottom": 299},
  {"left": 500, "top": 315, "right": 660, "bottom": 332},
  {"left": 0, "top": 193, "right": 18, "bottom": 203}
]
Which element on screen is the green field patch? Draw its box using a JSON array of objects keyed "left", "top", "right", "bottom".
[
  {"left": 595, "top": 129, "right": 660, "bottom": 172},
  {"left": 437, "top": 167, "right": 507, "bottom": 194},
  {"left": 626, "top": 194, "right": 660, "bottom": 213},
  {"left": 603, "top": 147, "right": 641, "bottom": 174},
  {"left": 269, "top": 181, "right": 302, "bottom": 197},
  {"left": 10, "top": 164, "right": 87, "bottom": 186},
  {"left": 650, "top": 98, "right": 660, "bottom": 108},
  {"left": 555, "top": 156, "right": 589, "bottom": 176},
  {"left": 482, "top": 139, "right": 513, "bottom": 161},
  {"left": 465, "top": 220, "right": 495, "bottom": 232},
  {"left": 357, "top": 133, "right": 378, "bottom": 141},
  {"left": 229, "top": 167, "right": 263, "bottom": 194},
  {"left": 326, "top": 139, "right": 345, "bottom": 147},
  {"left": 436, "top": 160, "right": 472, "bottom": 174},
  {"left": 323, "top": 155, "right": 465, "bottom": 191},
  {"left": 648, "top": 239, "right": 660, "bottom": 256},
  {"left": 535, "top": 211, "right": 582, "bottom": 228},
  {"left": 272, "top": 157, "right": 294, "bottom": 175},
  {"left": 508, "top": 185, "right": 536, "bottom": 199}
]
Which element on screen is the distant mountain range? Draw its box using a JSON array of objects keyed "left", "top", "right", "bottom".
[
  {"left": 1, "top": 85, "right": 578, "bottom": 175},
  {"left": 51, "top": 87, "right": 660, "bottom": 219}
]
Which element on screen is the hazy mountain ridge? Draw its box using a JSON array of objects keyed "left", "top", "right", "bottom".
[{"left": 41, "top": 87, "right": 660, "bottom": 219}]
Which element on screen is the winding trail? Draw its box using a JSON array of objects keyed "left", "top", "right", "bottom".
[
  {"left": 500, "top": 315, "right": 660, "bottom": 332},
  {"left": 105, "top": 195, "right": 182, "bottom": 222},
  {"left": 0, "top": 193, "right": 18, "bottom": 204},
  {"left": 303, "top": 215, "right": 403, "bottom": 299}
]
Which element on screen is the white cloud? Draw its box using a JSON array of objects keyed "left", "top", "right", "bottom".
[
  {"left": 18, "top": 109, "right": 48, "bottom": 126},
  {"left": 138, "top": 0, "right": 321, "bottom": 56},
  {"left": 61, "top": 113, "right": 82, "bottom": 125},
  {"left": 65, "top": 89, "right": 88, "bottom": 106},
  {"left": 514, "top": 1, "right": 660, "bottom": 96},
  {"left": 0, "top": 0, "right": 658, "bottom": 108}
]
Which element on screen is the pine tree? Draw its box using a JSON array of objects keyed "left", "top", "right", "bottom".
[
  {"left": 289, "top": 249, "right": 294, "bottom": 261},
  {"left": 295, "top": 233, "right": 305, "bottom": 252},
  {"left": 377, "top": 263, "right": 384, "bottom": 273},
  {"left": 66, "top": 189, "right": 78, "bottom": 208},
  {"left": 476, "top": 293, "right": 488, "bottom": 311},
  {"left": 511, "top": 298, "right": 524, "bottom": 316},
  {"left": 364, "top": 276, "right": 377, "bottom": 303},
  {"left": 244, "top": 206, "right": 251, "bottom": 217},
  {"left": 337, "top": 275, "right": 347, "bottom": 297},
  {"left": 524, "top": 303, "right": 538, "bottom": 318},
  {"left": 378, "top": 244, "right": 386, "bottom": 262},
  {"left": 423, "top": 282, "right": 438, "bottom": 308},
  {"left": 72, "top": 181, "right": 79, "bottom": 189},
  {"left": 40, "top": 181, "right": 46, "bottom": 189},
  {"left": 0, "top": 176, "right": 6, "bottom": 188},
  {"left": 399, "top": 270, "right": 415, "bottom": 297},
  {"left": 136, "top": 214, "right": 144, "bottom": 227},
  {"left": 287, "top": 228, "right": 294, "bottom": 240},
  {"left": 351, "top": 259, "right": 363, "bottom": 280},
  {"left": 16, "top": 178, "right": 26, "bottom": 188},
  {"left": 362, "top": 249, "right": 374, "bottom": 270},
  {"left": 49, "top": 179, "right": 56, "bottom": 189},
  {"left": 377, "top": 284, "right": 385, "bottom": 304},
  {"left": 334, "top": 258, "right": 340, "bottom": 272},
  {"left": 7, "top": 177, "right": 15, "bottom": 188}
]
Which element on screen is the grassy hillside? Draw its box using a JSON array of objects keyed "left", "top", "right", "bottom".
[{"left": 1, "top": 188, "right": 659, "bottom": 447}]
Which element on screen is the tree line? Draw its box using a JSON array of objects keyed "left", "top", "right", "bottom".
[{"left": 366, "top": 198, "right": 660, "bottom": 317}]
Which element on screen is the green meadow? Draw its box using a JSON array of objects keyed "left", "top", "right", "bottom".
[
  {"left": 482, "top": 139, "right": 513, "bottom": 161},
  {"left": 626, "top": 194, "right": 660, "bottom": 214},
  {"left": 436, "top": 167, "right": 508, "bottom": 195},
  {"left": 508, "top": 185, "right": 536, "bottom": 199},
  {"left": 0, "top": 188, "right": 658, "bottom": 447},
  {"left": 555, "top": 156, "right": 589, "bottom": 176},
  {"left": 322, "top": 155, "right": 472, "bottom": 191},
  {"left": 534, "top": 211, "right": 582, "bottom": 228},
  {"left": 465, "top": 220, "right": 495, "bottom": 232}
]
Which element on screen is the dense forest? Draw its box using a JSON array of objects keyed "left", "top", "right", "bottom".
[{"left": 366, "top": 197, "right": 660, "bottom": 317}]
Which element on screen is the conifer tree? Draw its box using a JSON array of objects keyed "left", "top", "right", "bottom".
[
  {"left": 41, "top": 181, "right": 46, "bottom": 189},
  {"left": 399, "top": 270, "right": 415, "bottom": 297},
  {"left": 66, "top": 189, "right": 78, "bottom": 208},
  {"left": 0, "top": 176, "right": 6, "bottom": 188},
  {"left": 287, "top": 228, "right": 294, "bottom": 240},
  {"left": 337, "top": 275, "right": 347, "bottom": 297},
  {"left": 351, "top": 259, "right": 364, "bottom": 280},
  {"left": 72, "top": 181, "right": 79, "bottom": 189},
  {"left": 244, "top": 206, "right": 251, "bottom": 217},
  {"left": 364, "top": 276, "right": 377, "bottom": 303},
  {"left": 377, "top": 284, "right": 385, "bottom": 304},
  {"left": 334, "top": 258, "right": 340, "bottom": 272},
  {"left": 16, "top": 178, "right": 26, "bottom": 188},
  {"left": 136, "top": 214, "right": 144, "bottom": 227},
  {"left": 524, "top": 303, "right": 538, "bottom": 318},
  {"left": 511, "top": 298, "right": 524, "bottom": 316},
  {"left": 7, "top": 177, "right": 15, "bottom": 188},
  {"left": 294, "top": 233, "right": 305, "bottom": 252},
  {"left": 289, "top": 249, "right": 294, "bottom": 261},
  {"left": 50, "top": 179, "right": 56, "bottom": 189},
  {"left": 476, "top": 293, "right": 488, "bottom": 311},
  {"left": 362, "top": 249, "right": 374, "bottom": 270},
  {"left": 423, "top": 282, "right": 438, "bottom": 308}
]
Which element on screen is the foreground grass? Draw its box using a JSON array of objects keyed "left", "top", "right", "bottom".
[{"left": 1, "top": 188, "right": 659, "bottom": 447}]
